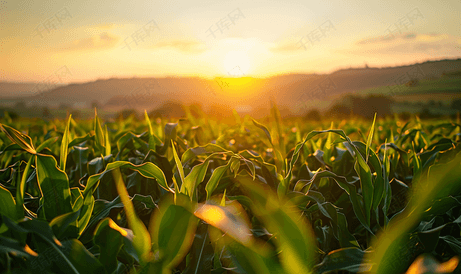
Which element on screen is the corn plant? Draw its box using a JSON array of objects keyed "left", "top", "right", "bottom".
[{"left": 0, "top": 109, "right": 460, "bottom": 274}]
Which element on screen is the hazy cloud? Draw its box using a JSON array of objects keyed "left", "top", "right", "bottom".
[
  {"left": 357, "top": 33, "right": 445, "bottom": 45},
  {"left": 345, "top": 33, "right": 461, "bottom": 56},
  {"left": 57, "top": 32, "right": 120, "bottom": 51},
  {"left": 151, "top": 40, "right": 206, "bottom": 53}
]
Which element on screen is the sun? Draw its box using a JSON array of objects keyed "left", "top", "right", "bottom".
[{"left": 223, "top": 51, "right": 251, "bottom": 77}]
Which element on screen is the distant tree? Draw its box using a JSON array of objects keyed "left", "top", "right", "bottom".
[
  {"left": 59, "top": 103, "right": 71, "bottom": 110},
  {"left": 350, "top": 95, "right": 394, "bottom": 118},
  {"left": 70, "top": 109, "right": 81, "bottom": 120},
  {"left": 149, "top": 101, "right": 185, "bottom": 118},
  {"left": 326, "top": 94, "right": 394, "bottom": 119},
  {"left": 14, "top": 101, "right": 27, "bottom": 110},
  {"left": 326, "top": 103, "right": 351, "bottom": 118},
  {"left": 399, "top": 112, "right": 412, "bottom": 121},
  {"left": 304, "top": 109, "right": 322, "bottom": 121},
  {"left": 42, "top": 107, "right": 52, "bottom": 119},
  {"left": 91, "top": 100, "right": 100, "bottom": 110},
  {"left": 117, "top": 109, "right": 138, "bottom": 120},
  {"left": 419, "top": 107, "right": 434, "bottom": 119},
  {"left": 451, "top": 99, "right": 461, "bottom": 111}
]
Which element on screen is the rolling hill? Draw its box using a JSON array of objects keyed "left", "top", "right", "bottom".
[{"left": 1, "top": 58, "right": 460, "bottom": 115}]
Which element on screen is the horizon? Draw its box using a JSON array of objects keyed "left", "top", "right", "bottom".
[{"left": 2, "top": 57, "right": 460, "bottom": 85}]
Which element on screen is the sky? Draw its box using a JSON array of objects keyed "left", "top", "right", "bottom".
[{"left": 1, "top": 0, "right": 461, "bottom": 83}]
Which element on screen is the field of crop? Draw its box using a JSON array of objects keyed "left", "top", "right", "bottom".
[
  {"left": 359, "top": 77, "right": 461, "bottom": 101},
  {"left": 1, "top": 109, "right": 460, "bottom": 274}
]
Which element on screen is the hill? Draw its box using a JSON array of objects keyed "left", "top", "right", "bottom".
[{"left": 1, "top": 58, "right": 460, "bottom": 115}]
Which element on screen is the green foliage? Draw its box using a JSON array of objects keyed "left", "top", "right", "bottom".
[{"left": 0, "top": 110, "right": 460, "bottom": 274}]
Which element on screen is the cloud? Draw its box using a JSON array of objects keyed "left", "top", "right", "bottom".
[
  {"left": 356, "top": 32, "right": 446, "bottom": 45},
  {"left": 57, "top": 32, "right": 120, "bottom": 51},
  {"left": 151, "top": 40, "right": 206, "bottom": 53},
  {"left": 344, "top": 33, "right": 461, "bottom": 56}
]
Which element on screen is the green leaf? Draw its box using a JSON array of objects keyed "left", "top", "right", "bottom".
[
  {"left": 252, "top": 118, "right": 273, "bottom": 146},
  {"left": 181, "top": 143, "right": 232, "bottom": 165},
  {"left": 182, "top": 223, "right": 214, "bottom": 274},
  {"left": 93, "top": 109, "right": 105, "bottom": 154},
  {"left": 150, "top": 194, "right": 197, "bottom": 271},
  {"left": 56, "top": 239, "right": 105, "bottom": 274},
  {"left": 322, "top": 123, "right": 332, "bottom": 164},
  {"left": 60, "top": 115, "right": 72, "bottom": 171},
  {"left": 104, "top": 124, "right": 111, "bottom": 156},
  {"left": 49, "top": 209, "right": 81, "bottom": 239},
  {"left": 0, "top": 235, "right": 37, "bottom": 259},
  {"left": 382, "top": 141, "right": 391, "bottom": 225},
  {"left": 78, "top": 195, "right": 94, "bottom": 236},
  {"left": 114, "top": 131, "right": 148, "bottom": 160},
  {"left": 314, "top": 248, "right": 372, "bottom": 273},
  {"left": 306, "top": 170, "right": 372, "bottom": 234},
  {"left": 252, "top": 118, "right": 284, "bottom": 173},
  {"left": 220, "top": 189, "right": 227, "bottom": 207},
  {"left": 160, "top": 122, "right": 178, "bottom": 154},
  {"left": 440, "top": 235, "right": 461, "bottom": 254},
  {"left": 0, "top": 184, "right": 17, "bottom": 220},
  {"left": 70, "top": 187, "right": 83, "bottom": 211},
  {"left": 412, "top": 142, "right": 422, "bottom": 183},
  {"left": 353, "top": 156, "right": 373, "bottom": 226},
  {"left": 36, "top": 154, "right": 73, "bottom": 221},
  {"left": 181, "top": 160, "right": 210, "bottom": 200},
  {"left": 205, "top": 160, "right": 233, "bottom": 200},
  {"left": 171, "top": 140, "right": 184, "bottom": 193},
  {"left": 6, "top": 217, "right": 101, "bottom": 274},
  {"left": 68, "top": 132, "right": 94, "bottom": 148},
  {"left": 215, "top": 233, "right": 282, "bottom": 274},
  {"left": 113, "top": 167, "right": 151, "bottom": 264},
  {"left": 344, "top": 141, "right": 374, "bottom": 226},
  {"left": 15, "top": 155, "right": 33, "bottom": 219},
  {"left": 336, "top": 213, "right": 360, "bottom": 248},
  {"left": 36, "top": 136, "right": 59, "bottom": 153},
  {"left": 145, "top": 110, "right": 162, "bottom": 151},
  {"left": 93, "top": 218, "right": 127, "bottom": 273},
  {"left": 0, "top": 123, "right": 36, "bottom": 154},
  {"left": 83, "top": 161, "right": 172, "bottom": 198},
  {"left": 238, "top": 176, "right": 317, "bottom": 274},
  {"left": 366, "top": 113, "right": 377, "bottom": 163},
  {"left": 368, "top": 152, "right": 461, "bottom": 274}
]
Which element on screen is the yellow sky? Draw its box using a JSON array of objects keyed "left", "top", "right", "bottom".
[{"left": 1, "top": 0, "right": 461, "bottom": 83}]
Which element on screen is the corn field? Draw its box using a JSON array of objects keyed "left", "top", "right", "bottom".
[{"left": 0, "top": 109, "right": 460, "bottom": 274}]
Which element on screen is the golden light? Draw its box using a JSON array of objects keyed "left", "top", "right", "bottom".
[
  {"left": 194, "top": 204, "right": 226, "bottom": 225},
  {"left": 406, "top": 255, "right": 459, "bottom": 274},
  {"left": 194, "top": 203, "right": 253, "bottom": 246},
  {"left": 108, "top": 218, "right": 129, "bottom": 237},
  {"left": 223, "top": 51, "right": 251, "bottom": 77},
  {"left": 24, "top": 245, "right": 38, "bottom": 257}
]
